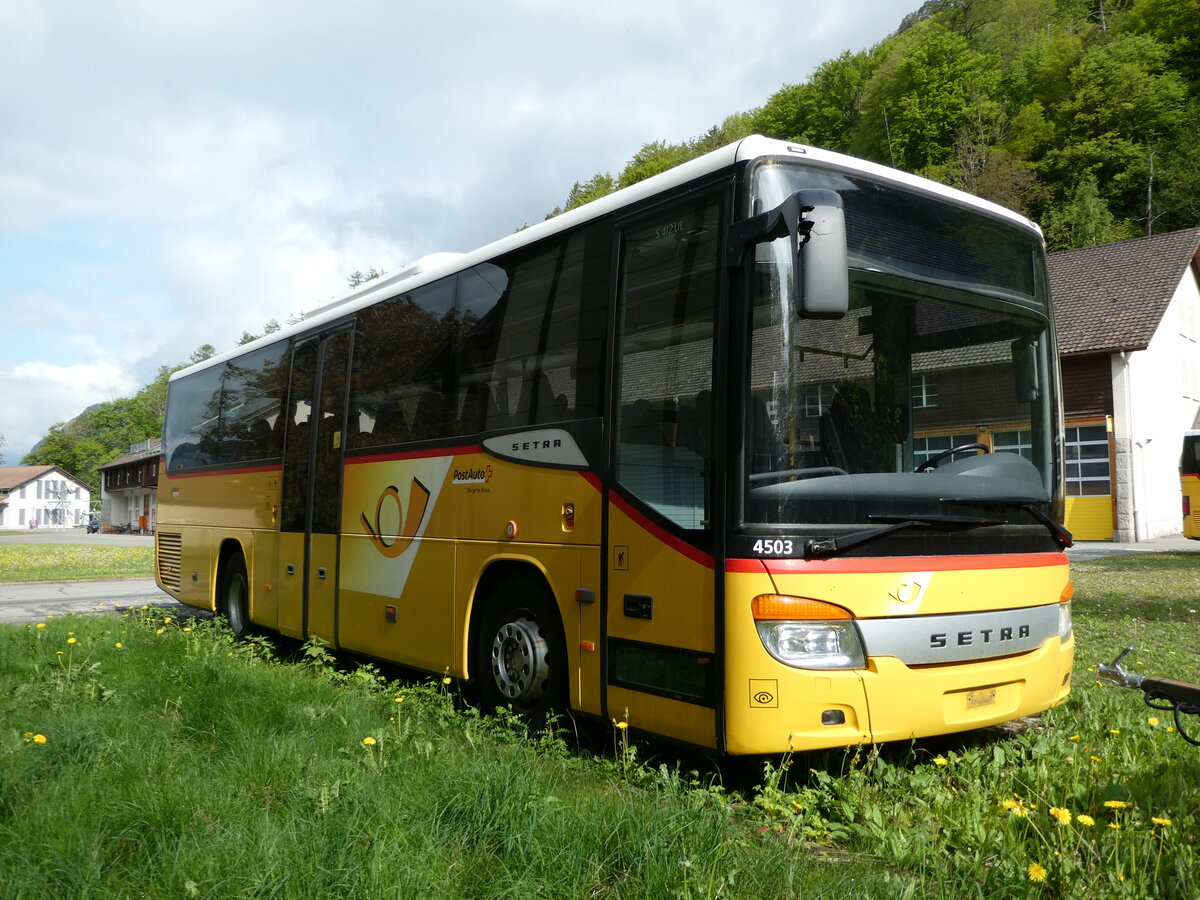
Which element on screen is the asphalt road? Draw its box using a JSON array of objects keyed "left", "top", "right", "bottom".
[{"left": 0, "top": 529, "right": 195, "bottom": 625}]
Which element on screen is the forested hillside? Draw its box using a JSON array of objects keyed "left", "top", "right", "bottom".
[
  {"left": 18, "top": 0, "right": 1199, "bottom": 488},
  {"left": 551, "top": 0, "right": 1200, "bottom": 251}
]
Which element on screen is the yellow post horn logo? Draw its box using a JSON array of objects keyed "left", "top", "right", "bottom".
[{"left": 361, "top": 478, "right": 431, "bottom": 558}]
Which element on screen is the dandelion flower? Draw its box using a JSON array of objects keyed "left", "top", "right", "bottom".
[
  {"left": 1027, "top": 863, "right": 1047, "bottom": 883},
  {"left": 1109, "top": 728, "right": 1120, "bottom": 735},
  {"left": 1068, "top": 734, "right": 1080, "bottom": 741},
  {"left": 1050, "top": 807, "right": 1071, "bottom": 825},
  {"left": 115, "top": 642, "right": 123, "bottom": 649},
  {"left": 36, "top": 623, "right": 46, "bottom": 629},
  {"left": 933, "top": 755, "right": 948, "bottom": 766},
  {"left": 1000, "top": 799, "right": 1019, "bottom": 810},
  {"left": 156, "top": 628, "right": 165, "bottom": 635},
  {"left": 362, "top": 736, "right": 377, "bottom": 746},
  {"left": 1151, "top": 817, "right": 1172, "bottom": 827},
  {"left": 1109, "top": 822, "right": 1122, "bottom": 831},
  {"left": 1090, "top": 755, "right": 1102, "bottom": 763},
  {"left": 441, "top": 677, "right": 451, "bottom": 685},
  {"left": 67, "top": 637, "right": 77, "bottom": 645},
  {"left": 394, "top": 697, "right": 404, "bottom": 703},
  {"left": 1147, "top": 716, "right": 1159, "bottom": 727},
  {"left": 1011, "top": 805, "right": 1030, "bottom": 818},
  {"left": 56, "top": 651, "right": 63, "bottom": 656},
  {"left": 615, "top": 721, "right": 629, "bottom": 730},
  {"left": 1103, "top": 800, "right": 1130, "bottom": 810},
  {"left": 182, "top": 627, "right": 192, "bottom": 633},
  {"left": 1077, "top": 814, "right": 1095, "bottom": 826}
]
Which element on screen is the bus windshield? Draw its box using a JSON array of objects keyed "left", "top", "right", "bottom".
[{"left": 744, "top": 162, "right": 1059, "bottom": 549}]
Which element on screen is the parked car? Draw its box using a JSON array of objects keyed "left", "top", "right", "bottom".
[{"left": 87, "top": 518, "right": 100, "bottom": 534}]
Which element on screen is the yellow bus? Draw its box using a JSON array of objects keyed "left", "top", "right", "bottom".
[
  {"left": 156, "top": 136, "right": 1074, "bottom": 754},
  {"left": 1183, "top": 431, "right": 1200, "bottom": 539}
]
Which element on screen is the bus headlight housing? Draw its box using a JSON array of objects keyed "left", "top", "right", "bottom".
[
  {"left": 1058, "top": 583, "right": 1074, "bottom": 643},
  {"left": 752, "top": 595, "right": 865, "bottom": 670}
]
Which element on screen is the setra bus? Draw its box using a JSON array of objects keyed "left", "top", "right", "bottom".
[
  {"left": 155, "top": 136, "right": 1074, "bottom": 754},
  {"left": 1183, "top": 430, "right": 1200, "bottom": 539}
]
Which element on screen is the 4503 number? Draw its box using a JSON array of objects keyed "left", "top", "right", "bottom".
[{"left": 752, "top": 539, "right": 794, "bottom": 556}]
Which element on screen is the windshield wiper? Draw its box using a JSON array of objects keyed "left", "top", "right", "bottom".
[
  {"left": 804, "top": 514, "right": 1003, "bottom": 560},
  {"left": 940, "top": 497, "right": 1074, "bottom": 549}
]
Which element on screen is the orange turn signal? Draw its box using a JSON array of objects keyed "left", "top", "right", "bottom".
[
  {"left": 1060, "top": 582, "right": 1075, "bottom": 603},
  {"left": 751, "top": 594, "right": 853, "bottom": 621}
]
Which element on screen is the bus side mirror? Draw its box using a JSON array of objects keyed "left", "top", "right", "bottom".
[
  {"left": 1012, "top": 337, "right": 1040, "bottom": 402},
  {"left": 728, "top": 189, "right": 849, "bottom": 319}
]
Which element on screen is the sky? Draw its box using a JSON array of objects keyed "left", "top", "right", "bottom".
[{"left": 0, "top": 0, "right": 913, "bottom": 463}]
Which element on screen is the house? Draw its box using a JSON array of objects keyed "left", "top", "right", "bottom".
[
  {"left": 1050, "top": 227, "right": 1200, "bottom": 541},
  {"left": 0, "top": 466, "right": 93, "bottom": 529},
  {"left": 97, "top": 439, "right": 162, "bottom": 533}
]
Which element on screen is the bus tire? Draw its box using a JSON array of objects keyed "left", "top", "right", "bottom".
[
  {"left": 217, "top": 551, "right": 252, "bottom": 638},
  {"left": 476, "top": 572, "right": 567, "bottom": 729}
]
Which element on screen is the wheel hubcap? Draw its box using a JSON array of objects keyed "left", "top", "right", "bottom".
[{"left": 489, "top": 615, "right": 550, "bottom": 704}]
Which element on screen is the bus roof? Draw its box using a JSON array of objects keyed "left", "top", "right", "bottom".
[{"left": 172, "top": 135, "right": 1043, "bottom": 382}]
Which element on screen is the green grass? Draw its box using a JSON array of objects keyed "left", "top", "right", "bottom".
[
  {"left": 0, "top": 544, "right": 154, "bottom": 582},
  {"left": 2, "top": 554, "right": 1198, "bottom": 898}
]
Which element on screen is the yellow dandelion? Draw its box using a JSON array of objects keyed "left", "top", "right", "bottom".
[
  {"left": 362, "top": 736, "right": 377, "bottom": 746},
  {"left": 156, "top": 628, "right": 165, "bottom": 635},
  {"left": 1000, "top": 799, "right": 1019, "bottom": 810},
  {"left": 1109, "top": 728, "right": 1120, "bottom": 735},
  {"left": 1103, "top": 800, "right": 1130, "bottom": 809},
  {"left": 394, "top": 697, "right": 404, "bottom": 703},
  {"left": 22, "top": 732, "right": 33, "bottom": 741},
  {"left": 1027, "top": 862, "right": 1047, "bottom": 883},
  {"left": 182, "top": 627, "right": 192, "bottom": 632},
  {"left": 140, "top": 605, "right": 149, "bottom": 610},
  {"left": 55, "top": 651, "right": 63, "bottom": 656},
  {"left": 1050, "top": 807, "right": 1071, "bottom": 825},
  {"left": 933, "top": 755, "right": 948, "bottom": 766},
  {"left": 36, "top": 623, "right": 46, "bottom": 629},
  {"left": 615, "top": 721, "right": 629, "bottom": 730},
  {"left": 1151, "top": 817, "right": 1172, "bottom": 827},
  {"left": 67, "top": 637, "right": 77, "bottom": 645},
  {"left": 441, "top": 677, "right": 451, "bottom": 685},
  {"left": 115, "top": 642, "right": 123, "bottom": 649},
  {"left": 1011, "top": 805, "right": 1030, "bottom": 818},
  {"left": 1077, "top": 814, "right": 1095, "bottom": 826},
  {"left": 1090, "top": 755, "right": 1102, "bottom": 763},
  {"left": 1167, "top": 726, "right": 1176, "bottom": 733},
  {"left": 1147, "top": 716, "right": 1159, "bottom": 727},
  {"left": 1068, "top": 734, "right": 1080, "bottom": 741},
  {"left": 1109, "top": 822, "right": 1122, "bottom": 831}
]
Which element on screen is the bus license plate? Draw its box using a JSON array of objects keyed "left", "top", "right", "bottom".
[{"left": 967, "top": 689, "right": 997, "bottom": 709}]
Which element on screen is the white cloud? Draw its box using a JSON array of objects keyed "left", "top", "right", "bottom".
[{"left": 0, "top": 0, "right": 914, "bottom": 460}]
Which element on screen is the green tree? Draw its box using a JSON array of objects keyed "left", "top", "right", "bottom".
[
  {"left": 21, "top": 424, "right": 108, "bottom": 490},
  {"left": 854, "top": 23, "right": 1001, "bottom": 173},
  {"left": 546, "top": 172, "right": 616, "bottom": 218},
  {"left": 348, "top": 267, "right": 386, "bottom": 289},
  {"left": 1042, "top": 173, "right": 1137, "bottom": 249}
]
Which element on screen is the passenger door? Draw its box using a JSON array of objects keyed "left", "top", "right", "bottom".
[
  {"left": 277, "top": 328, "right": 353, "bottom": 641},
  {"left": 604, "top": 189, "right": 725, "bottom": 748}
]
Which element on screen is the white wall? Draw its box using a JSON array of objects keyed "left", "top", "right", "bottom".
[
  {"left": 0, "top": 470, "right": 92, "bottom": 529},
  {"left": 1116, "top": 261, "right": 1200, "bottom": 539}
]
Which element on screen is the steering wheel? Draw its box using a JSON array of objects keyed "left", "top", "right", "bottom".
[{"left": 915, "top": 442, "right": 989, "bottom": 472}]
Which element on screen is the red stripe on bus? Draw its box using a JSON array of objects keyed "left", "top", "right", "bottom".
[
  {"left": 607, "top": 490, "right": 715, "bottom": 569},
  {"left": 165, "top": 463, "right": 282, "bottom": 479},
  {"left": 727, "top": 553, "right": 1069, "bottom": 575},
  {"left": 346, "top": 444, "right": 483, "bottom": 465}
]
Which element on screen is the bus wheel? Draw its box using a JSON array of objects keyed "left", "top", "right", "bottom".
[
  {"left": 477, "top": 574, "right": 566, "bottom": 727},
  {"left": 218, "top": 551, "right": 252, "bottom": 637}
]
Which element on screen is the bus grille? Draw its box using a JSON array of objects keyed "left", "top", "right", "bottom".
[{"left": 157, "top": 532, "right": 182, "bottom": 592}]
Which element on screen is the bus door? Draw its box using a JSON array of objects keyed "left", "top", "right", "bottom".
[
  {"left": 604, "top": 190, "right": 725, "bottom": 749},
  {"left": 278, "top": 328, "right": 353, "bottom": 642}
]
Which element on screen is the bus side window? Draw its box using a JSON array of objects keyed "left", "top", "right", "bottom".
[
  {"left": 351, "top": 278, "right": 457, "bottom": 447},
  {"left": 451, "top": 222, "right": 610, "bottom": 435}
]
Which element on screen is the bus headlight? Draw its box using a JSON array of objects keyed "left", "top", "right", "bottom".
[
  {"left": 752, "top": 595, "right": 866, "bottom": 670},
  {"left": 1058, "top": 583, "right": 1074, "bottom": 642}
]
